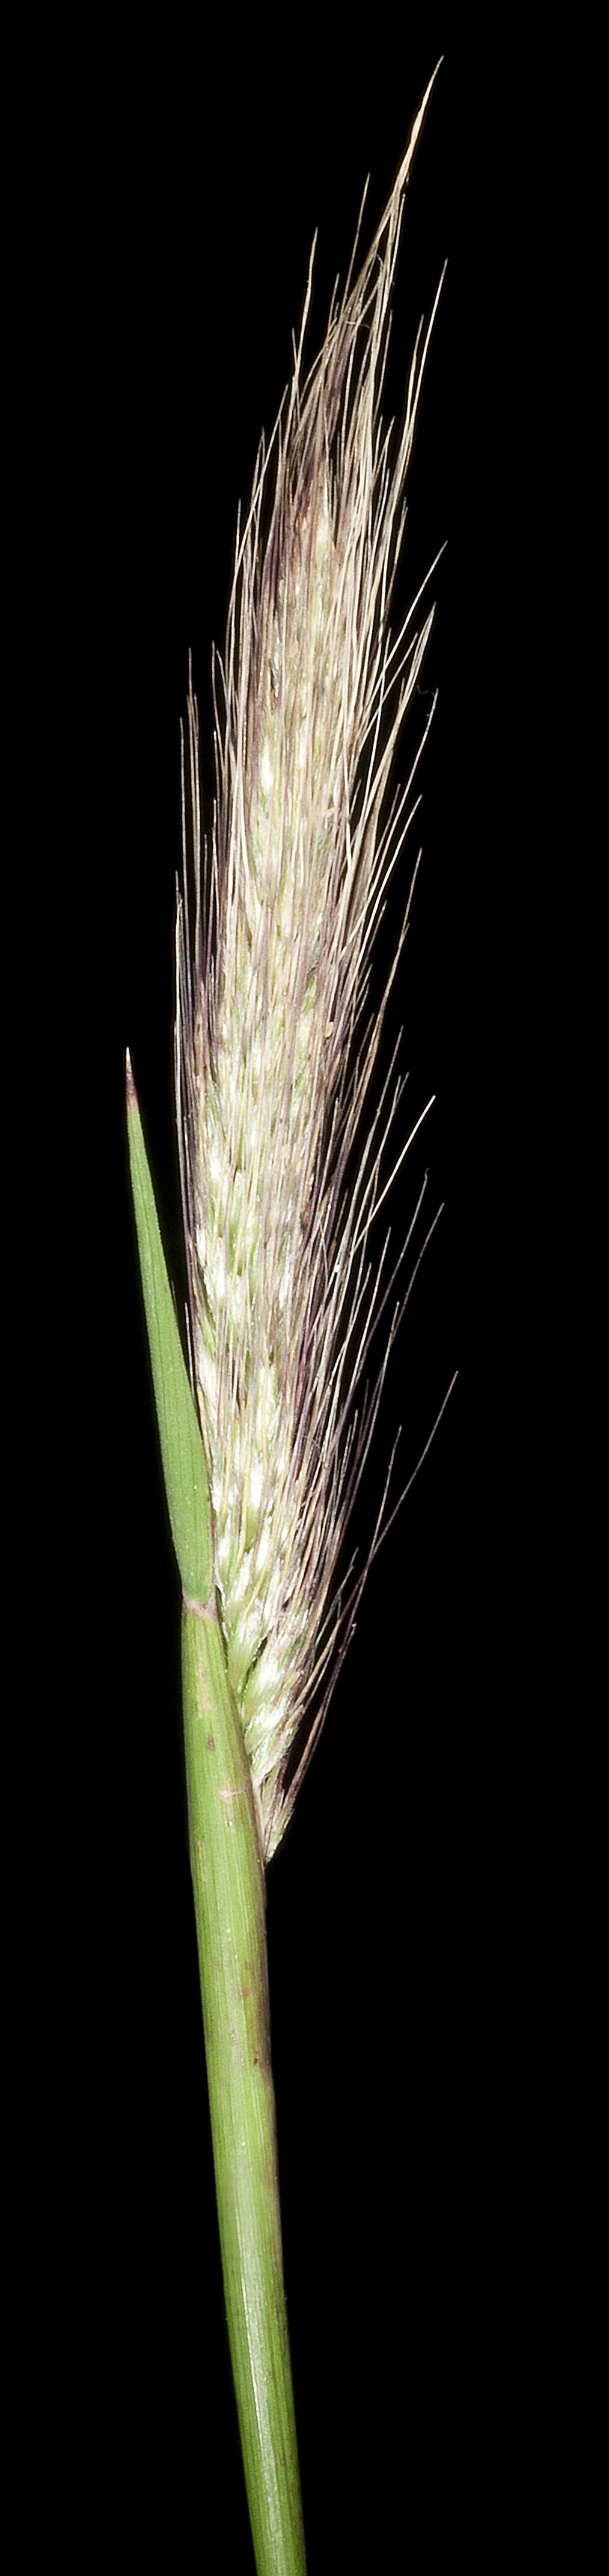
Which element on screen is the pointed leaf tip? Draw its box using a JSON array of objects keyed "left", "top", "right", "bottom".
[
  {"left": 126, "top": 1046, "right": 136, "bottom": 1109},
  {"left": 127, "top": 1071, "right": 213, "bottom": 1600}
]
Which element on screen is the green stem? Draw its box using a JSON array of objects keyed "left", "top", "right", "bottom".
[{"left": 182, "top": 1599, "right": 307, "bottom": 2576}]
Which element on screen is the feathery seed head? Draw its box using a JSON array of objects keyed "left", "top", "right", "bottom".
[{"left": 177, "top": 71, "right": 444, "bottom": 1860}]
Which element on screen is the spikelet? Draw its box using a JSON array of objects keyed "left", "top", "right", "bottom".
[{"left": 176, "top": 73, "right": 444, "bottom": 1862}]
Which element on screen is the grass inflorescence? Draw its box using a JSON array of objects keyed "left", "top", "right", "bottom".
[{"left": 176, "top": 67, "right": 445, "bottom": 1861}]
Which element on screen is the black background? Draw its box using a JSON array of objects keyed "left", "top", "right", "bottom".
[{"left": 22, "top": 25, "right": 514, "bottom": 2570}]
